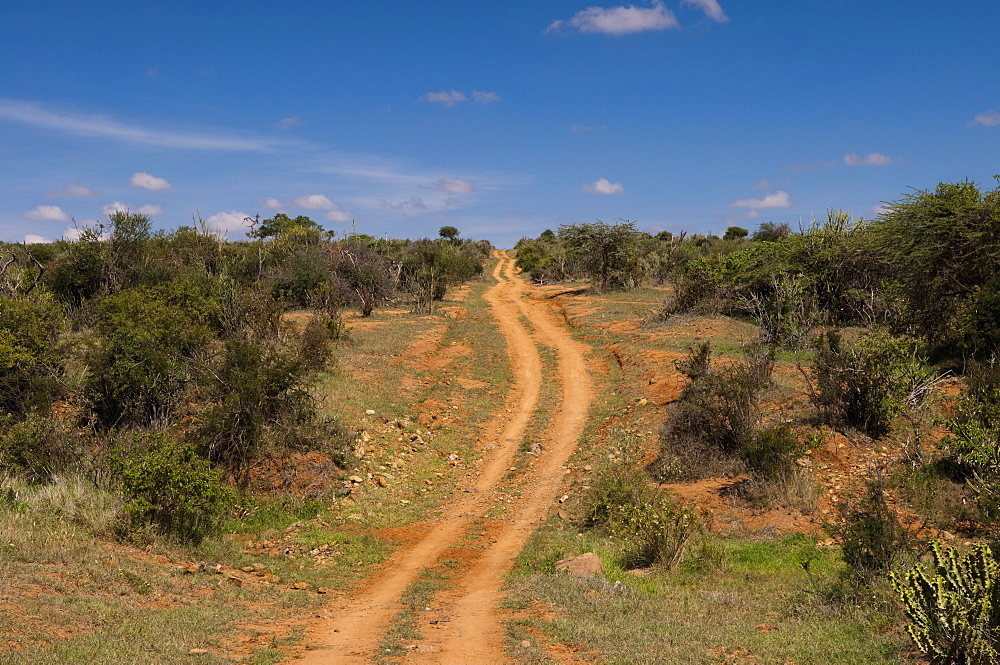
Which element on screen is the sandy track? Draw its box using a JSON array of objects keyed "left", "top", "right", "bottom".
[
  {"left": 299, "top": 250, "right": 591, "bottom": 664},
  {"left": 410, "top": 252, "right": 593, "bottom": 663}
]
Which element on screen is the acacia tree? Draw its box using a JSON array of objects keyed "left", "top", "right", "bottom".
[{"left": 559, "top": 220, "right": 642, "bottom": 291}]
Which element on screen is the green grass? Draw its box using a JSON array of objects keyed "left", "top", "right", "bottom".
[{"left": 507, "top": 528, "right": 911, "bottom": 664}]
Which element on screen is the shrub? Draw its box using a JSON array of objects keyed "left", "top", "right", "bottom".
[
  {"left": 584, "top": 462, "right": 700, "bottom": 569},
  {"left": 893, "top": 541, "right": 1000, "bottom": 664},
  {"left": 942, "top": 357, "right": 1000, "bottom": 518},
  {"left": 109, "top": 432, "right": 230, "bottom": 544},
  {"left": 742, "top": 425, "right": 806, "bottom": 481},
  {"left": 807, "top": 329, "right": 928, "bottom": 438},
  {"left": 0, "top": 414, "right": 88, "bottom": 482},
  {"left": 653, "top": 342, "right": 774, "bottom": 481},
  {"left": 833, "top": 475, "right": 908, "bottom": 582}
]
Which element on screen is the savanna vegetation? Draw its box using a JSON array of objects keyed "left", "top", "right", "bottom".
[
  {"left": 0, "top": 212, "right": 495, "bottom": 661},
  {"left": 509, "top": 178, "right": 1000, "bottom": 664}
]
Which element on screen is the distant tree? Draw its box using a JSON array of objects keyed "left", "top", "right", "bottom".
[
  {"left": 723, "top": 226, "right": 749, "bottom": 241},
  {"left": 559, "top": 220, "right": 642, "bottom": 291},
  {"left": 438, "top": 226, "right": 460, "bottom": 242},
  {"left": 751, "top": 222, "right": 791, "bottom": 242},
  {"left": 249, "top": 213, "right": 325, "bottom": 239}
]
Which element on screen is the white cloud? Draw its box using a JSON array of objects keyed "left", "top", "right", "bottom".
[
  {"left": 582, "top": 178, "right": 625, "bottom": 195},
  {"left": 730, "top": 191, "right": 792, "bottom": 209},
  {"left": 100, "top": 201, "right": 162, "bottom": 216},
  {"left": 23, "top": 205, "right": 70, "bottom": 222},
  {"left": 130, "top": 172, "right": 173, "bottom": 190},
  {"left": 24, "top": 234, "right": 51, "bottom": 244},
  {"left": 0, "top": 98, "right": 276, "bottom": 151},
  {"left": 681, "top": 0, "right": 728, "bottom": 22},
  {"left": 204, "top": 210, "right": 252, "bottom": 234},
  {"left": 419, "top": 90, "right": 467, "bottom": 107},
  {"left": 547, "top": 1, "right": 679, "bottom": 35},
  {"left": 380, "top": 196, "right": 428, "bottom": 211},
  {"left": 326, "top": 209, "right": 351, "bottom": 223},
  {"left": 293, "top": 194, "right": 337, "bottom": 210},
  {"left": 63, "top": 226, "right": 86, "bottom": 242},
  {"left": 277, "top": 116, "right": 301, "bottom": 129},
  {"left": 102, "top": 201, "right": 129, "bottom": 215},
  {"left": 844, "top": 152, "right": 893, "bottom": 166},
  {"left": 471, "top": 91, "right": 501, "bottom": 104},
  {"left": 971, "top": 109, "right": 1000, "bottom": 127},
  {"left": 262, "top": 197, "right": 284, "bottom": 209},
  {"left": 46, "top": 183, "right": 96, "bottom": 198},
  {"left": 434, "top": 178, "right": 476, "bottom": 194}
]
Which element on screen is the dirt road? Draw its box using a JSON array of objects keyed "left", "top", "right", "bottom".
[{"left": 297, "top": 251, "right": 592, "bottom": 664}]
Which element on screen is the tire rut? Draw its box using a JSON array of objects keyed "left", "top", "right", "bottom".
[{"left": 297, "top": 251, "right": 590, "bottom": 664}]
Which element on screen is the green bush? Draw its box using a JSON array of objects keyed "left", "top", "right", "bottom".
[
  {"left": 893, "top": 541, "right": 1000, "bottom": 664},
  {"left": 809, "top": 329, "right": 928, "bottom": 438},
  {"left": 653, "top": 342, "right": 774, "bottom": 481},
  {"left": 943, "top": 357, "right": 1000, "bottom": 518},
  {"left": 742, "top": 425, "right": 806, "bottom": 481},
  {"left": 833, "top": 476, "right": 908, "bottom": 582},
  {"left": 109, "top": 432, "right": 230, "bottom": 544},
  {"left": 584, "top": 462, "right": 700, "bottom": 569}
]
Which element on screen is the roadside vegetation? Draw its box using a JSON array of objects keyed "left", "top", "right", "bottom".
[
  {"left": 509, "top": 178, "right": 1000, "bottom": 664},
  {"left": 0, "top": 215, "right": 495, "bottom": 661}
]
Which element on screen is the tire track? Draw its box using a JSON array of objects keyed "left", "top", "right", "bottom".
[
  {"left": 297, "top": 251, "right": 548, "bottom": 664},
  {"left": 409, "top": 251, "right": 593, "bottom": 663}
]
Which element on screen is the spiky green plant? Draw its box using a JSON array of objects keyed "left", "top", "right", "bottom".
[{"left": 892, "top": 541, "right": 1000, "bottom": 664}]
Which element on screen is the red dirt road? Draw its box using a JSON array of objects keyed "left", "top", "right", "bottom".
[{"left": 296, "top": 251, "right": 592, "bottom": 664}]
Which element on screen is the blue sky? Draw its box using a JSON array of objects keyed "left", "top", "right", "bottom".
[{"left": 2, "top": 1, "right": 998, "bottom": 247}]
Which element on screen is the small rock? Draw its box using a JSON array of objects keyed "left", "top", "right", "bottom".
[
  {"left": 197, "top": 562, "right": 223, "bottom": 574},
  {"left": 365, "top": 409, "right": 376, "bottom": 415},
  {"left": 376, "top": 476, "right": 388, "bottom": 487},
  {"left": 348, "top": 475, "right": 364, "bottom": 484},
  {"left": 557, "top": 510, "right": 569, "bottom": 520},
  {"left": 316, "top": 587, "right": 328, "bottom": 594},
  {"left": 555, "top": 552, "right": 604, "bottom": 578},
  {"left": 520, "top": 640, "right": 532, "bottom": 648},
  {"left": 293, "top": 582, "right": 310, "bottom": 590},
  {"left": 241, "top": 566, "right": 254, "bottom": 573},
  {"left": 584, "top": 589, "right": 600, "bottom": 597},
  {"left": 189, "top": 648, "right": 209, "bottom": 654}
]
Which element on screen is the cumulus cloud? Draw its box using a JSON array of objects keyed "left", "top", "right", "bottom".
[
  {"left": 293, "top": 194, "right": 338, "bottom": 210},
  {"left": 24, "top": 234, "right": 51, "bottom": 244},
  {"left": 62, "top": 226, "right": 86, "bottom": 241},
  {"left": 262, "top": 197, "right": 283, "bottom": 209},
  {"left": 100, "top": 201, "right": 162, "bottom": 216},
  {"left": 46, "top": 183, "right": 96, "bottom": 198},
  {"left": 277, "top": 116, "right": 301, "bottom": 129},
  {"left": 204, "top": 210, "right": 252, "bottom": 234},
  {"left": 419, "top": 90, "right": 467, "bottom": 107},
  {"left": 681, "top": 0, "right": 728, "bottom": 22},
  {"left": 730, "top": 191, "right": 792, "bottom": 210},
  {"left": 0, "top": 98, "right": 276, "bottom": 151},
  {"left": 844, "top": 152, "right": 893, "bottom": 166},
  {"left": 471, "top": 91, "right": 501, "bottom": 104},
  {"left": 130, "top": 172, "right": 173, "bottom": 190},
  {"left": 23, "top": 205, "right": 70, "bottom": 222},
  {"left": 582, "top": 178, "right": 625, "bottom": 195},
  {"left": 971, "top": 109, "right": 1000, "bottom": 127},
  {"left": 547, "top": 1, "right": 679, "bottom": 35},
  {"left": 326, "top": 209, "right": 351, "bottom": 223},
  {"left": 434, "top": 178, "right": 476, "bottom": 194}
]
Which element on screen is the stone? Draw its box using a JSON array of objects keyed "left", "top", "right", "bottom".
[
  {"left": 293, "top": 582, "right": 310, "bottom": 590},
  {"left": 189, "top": 648, "right": 209, "bottom": 654},
  {"left": 316, "top": 587, "right": 328, "bottom": 594},
  {"left": 376, "top": 476, "right": 388, "bottom": 487},
  {"left": 348, "top": 475, "right": 364, "bottom": 484},
  {"left": 555, "top": 552, "right": 604, "bottom": 578},
  {"left": 197, "top": 562, "right": 223, "bottom": 574},
  {"left": 520, "top": 640, "right": 532, "bottom": 648},
  {"left": 365, "top": 409, "right": 376, "bottom": 415}
]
